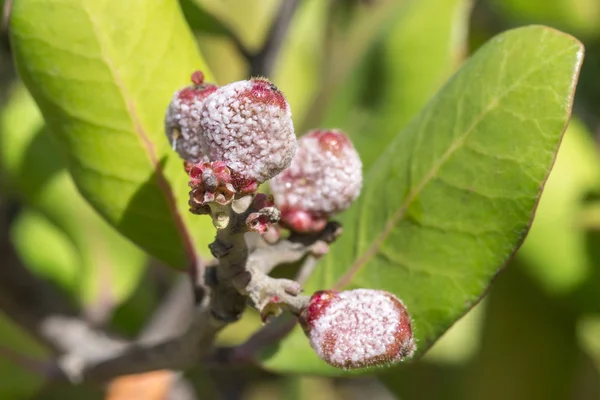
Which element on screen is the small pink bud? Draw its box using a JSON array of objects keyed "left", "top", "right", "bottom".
[
  {"left": 198, "top": 78, "right": 296, "bottom": 188},
  {"left": 246, "top": 194, "right": 278, "bottom": 234},
  {"left": 299, "top": 289, "right": 416, "bottom": 369},
  {"left": 165, "top": 71, "right": 218, "bottom": 162},
  {"left": 188, "top": 161, "right": 236, "bottom": 210},
  {"left": 270, "top": 129, "right": 362, "bottom": 233}
]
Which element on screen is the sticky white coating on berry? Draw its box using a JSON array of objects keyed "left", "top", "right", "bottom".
[
  {"left": 199, "top": 79, "right": 296, "bottom": 183},
  {"left": 307, "top": 289, "right": 415, "bottom": 369},
  {"left": 270, "top": 129, "right": 362, "bottom": 217},
  {"left": 165, "top": 84, "right": 216, "bottom": 162}
]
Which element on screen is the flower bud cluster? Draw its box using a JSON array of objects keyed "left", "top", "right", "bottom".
[
  {"left": 165, "top": 72, "right": 296, "bottom": 195},
  {"left": 166, "top": 73, "right": 413, "bottom": 373}
]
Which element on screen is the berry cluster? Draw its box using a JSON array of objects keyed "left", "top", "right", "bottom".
[
  {"left": 165, "top": 71, "right": 415, "bottom": 370},
  {"left": 165, "top": 72, "right": 296, "bottom": 198}
]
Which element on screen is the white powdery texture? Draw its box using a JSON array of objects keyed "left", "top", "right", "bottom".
[
  {"left": 165, "top": 88, "right": 211, "bottom": 162},
  {"left": 309, "top": 289, "right": 414, "bottom": 369},
  {"left": 199, "top": 80, "right": 296, "bottom": 183},
  {"left": 270, "top": 131, "right": 362, "bottom": 215}
]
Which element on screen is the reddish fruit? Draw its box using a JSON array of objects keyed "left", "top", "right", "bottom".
[
  {"left": 270, "top": 129, "right": 362, "bottom": 233},
  {"left": 198, "top": 78, "right": 296, "bottom": 188},
  {"left": 165, "top": 71, "right": 218, "bottom": 162},
  {"left": 299, "top": 289, "right": 415, "bottom": 369}
]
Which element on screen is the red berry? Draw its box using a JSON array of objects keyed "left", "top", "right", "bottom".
[
  {"left": 165, "top": 71, "right": 218, "bottom": 162},
  {"left": 299, "top": 289, "right": 416, "bottom": 369},
  {"left": 198, "top": 78, "right": 296, "bottom": 187},
  {"left": 270, "top": 129, "right": 362, "bottom": 233}
]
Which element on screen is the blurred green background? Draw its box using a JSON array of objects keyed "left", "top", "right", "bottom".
[{"left": 1, "top": 0, "right": 600, "bottom": 398}]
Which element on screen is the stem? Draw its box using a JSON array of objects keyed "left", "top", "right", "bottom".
[
  {"left": 207, "top": 202, "right": 248, "bottom": 322},
  {"left": 248, "top": 0, "right": 301, "bottom": 77}
]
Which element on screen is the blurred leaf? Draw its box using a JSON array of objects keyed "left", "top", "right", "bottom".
[
  {"left": 259, "top": 26, "right": 584, "bottom": 374},
  {"left": 10, "top": 209, "right": 79, "bottom": 292},
  {"left": 217, "top": 310, "right": 263, "bottom": 346},
  {"left": 194, "top": 35, "right": 247, "bottom": 85},
  {"left": 579, "top": 316, "right": 600, "bottom": 388},
  {"left": 423, "top": 299, "right": 486, "bottom": 365},
  {"left": 517, "top": 119, "right": 600, "bottom": 294},
  {"left": 0, "top": 312, "right": 49, "bottom": 398},
  {"left": 491, "top": 0, "right": 600, "bottom": 37},
  {"left": 461, "top": 266, "right": 579, "bottom": 400},
  {"left": 110, "top": 270, "right": 159, "bottom": 337},
  {"left": 34, "top": 382, "right": 104, "bottom": 399},
  {"left": 0, "top": 86, "right": 147, "bottom": 309},
  {"left": 10, "top": 0, "right": 215, "bottom": 269},
  {"left": 179, "top": 0, "right": 235, "bottom": 36},
  {"left": 568, "top": 229, "right": 600, "bottom": 314},
  {"left": 300, "top": 0, "right": 411, "bottom": 132},
  {"left": 378, "top": 362, "right": 465, "bottom": 400},
  {"left": 322, "top": 0, "right": 473, "bottom": 169}
]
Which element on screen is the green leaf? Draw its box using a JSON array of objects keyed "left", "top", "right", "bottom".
[
  {"left": 517, "top": 119, "right": 600, "bottom": 294},
  {"left": 259, "top": 26, "right": 584, "bottom": 374},
  {"left": 0, "top": 86, "right": 147, "bottom": 309},
  {"left": 321, "top": 0, "right": 473, "bottom": 169},
  {"left": 10, "top": 0, "right": 215, "bottom": 269}
]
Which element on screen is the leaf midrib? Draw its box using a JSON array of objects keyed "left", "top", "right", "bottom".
[
  {"left": 81, "top": 2, "right": 197, "bottom": 268},
  {"left": 334, "top": 39, "right": 577, "bottom": 289}
]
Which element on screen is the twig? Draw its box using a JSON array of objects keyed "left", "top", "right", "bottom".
[
  {"left": 1, "top": 0, "right": 12, "bottom": 37},
  {"left": 0, "top": 194, "right": 340, "bottom": 384},
  {"left": 139, "top": 276, "right": 196, "bottom": 345},
  {"left": 0, "top": 344, "right": 54, "bottom": 378},
  {"left": 56, "top": 305, "right": 225, "bottom": 382},
  {"left": 205, "top": 314, "right": 297, "bottom": 368},
  {"left": 204, "top": 222, "right": 344, "bottom": 367},
  {"left": 106, "top": 276, "right": 201, "bottom": 400},
  {"left": 294, "top": 255, "right": 319, "bottom": 286},
  {"left": 250, "top": 221, "right": 342, "bottom": 275},
  {"left": 248, "top": 0, "right": 301, "bottom": 77}
]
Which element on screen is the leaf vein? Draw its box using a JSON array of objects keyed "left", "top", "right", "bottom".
[
  {"left": 334, "top": 45, "right": 574, "bottom": 289},
  {"left": 80, "top": 2, "right": 198, "bottom": 268}
]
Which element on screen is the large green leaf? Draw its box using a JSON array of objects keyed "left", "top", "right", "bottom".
[
  {"left": 321, "top": 0, "right": 473, "bottom": 169},
  {"left": 0, "top": 86, "right": 147, "bottom": 309},
  {"left": 259, "top": 26, "right": 583, "bottom": 374},
  {"left": 10, "top": 0, "right": 215, "bottom": 269}
]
